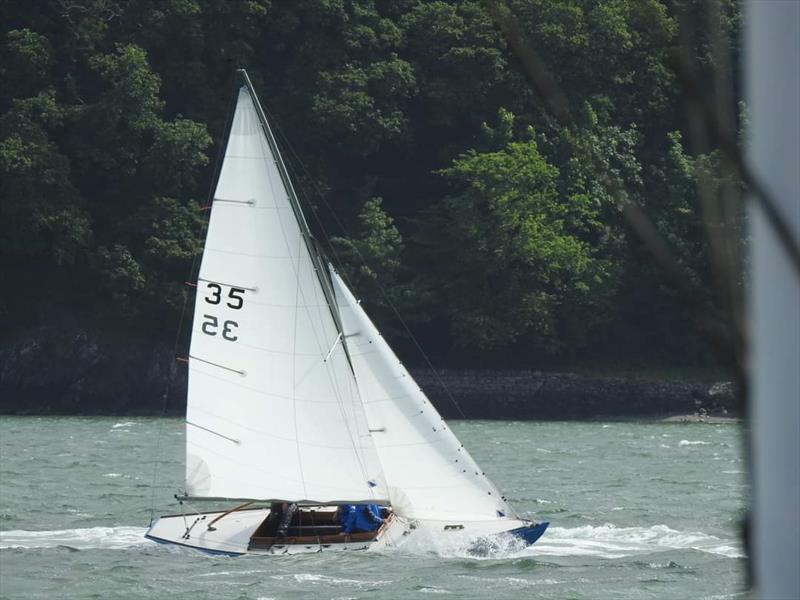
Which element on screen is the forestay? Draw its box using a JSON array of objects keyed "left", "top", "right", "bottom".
[
  {"left": 185, "top": 84, "right": 386, "bottom": 504},
  {"left": 331, "top": 269, "right": 514, "bottom": 522}
]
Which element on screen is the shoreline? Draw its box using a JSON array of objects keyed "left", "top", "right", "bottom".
[
  {"left": 0, "top": 325, "right": 738, "bottom": 420},
  {"left": 0, "top": 411, "right": 743, "bottom": 422},
  {"left": 412, "top": 369, "right": 739, "bottom": 421}
]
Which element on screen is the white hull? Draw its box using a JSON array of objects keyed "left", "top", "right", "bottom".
[
  {"left": 146, "top": 507, "right": 399, "bottom": 555},
  {"left": 145, "top": 507, "right": 539, "bottom": 555}
]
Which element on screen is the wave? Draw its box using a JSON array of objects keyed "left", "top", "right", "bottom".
[
  {"left": 0, "top": 526, "right": 149, "bottom": 550},
  {"left": 0, "top": 523, "right": 745, "bottom": 561},
  {"left": 392, "top": 523, "right": 745, "bottom": 561},
  {"left": 679, "top": 440, "right": 711, "bottom": 446},
  {"left": 533, "top": 524, "right": 744, "bottom": 559}
]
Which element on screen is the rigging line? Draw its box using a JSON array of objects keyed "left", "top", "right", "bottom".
[
  {"left": 302, "top": 231, "right": 375, "bottom": 486},
  {"left": 148, "top": 74, "right": 240, "bottom": 524},
  {"left": 256, "top": 128, "right": 374, "bottom": 490},
  {"left": 241, "top": 72, "right": 352, "bottom": 372},
  {"left": 317, "top": 273, "right": 376, "bottom": 488},
  {"left": 263, "top": 106, "right": 467, "bottom": 420},
  {"left": 297, "top": 225, "right": 373, "bottom": 485},
  {"left": 289, "top": 173, "right": 308, "bottom": 500}
]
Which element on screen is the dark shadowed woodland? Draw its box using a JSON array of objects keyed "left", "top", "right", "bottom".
[{"left": 0, "top": 0, "right": 748, "bottom": 414}]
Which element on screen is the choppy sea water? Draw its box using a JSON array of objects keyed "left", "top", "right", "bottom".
[{"left": 0, "top": 417, "right": 747, "bottom": 599}]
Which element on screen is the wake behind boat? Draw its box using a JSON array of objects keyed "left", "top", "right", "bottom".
[{"left": 144, "top": 69, "right": 548, "bottom": 555}]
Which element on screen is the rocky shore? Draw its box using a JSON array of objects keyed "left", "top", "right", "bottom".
[
  {"left": 412, "top": 370, "right": 738, "bottom": 420},
  {"left": 0, "top": 321, "right": 738, "bottom": 419}
]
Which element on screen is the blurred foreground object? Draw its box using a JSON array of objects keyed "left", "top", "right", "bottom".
[{"left": 746, "top": 2, "right": 800, "bottom": 598}]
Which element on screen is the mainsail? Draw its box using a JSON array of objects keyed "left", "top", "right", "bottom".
[
  {"left": 185, "top": 76, "right": 386, "bottom": 503},
  {"left": 331, "top": 269, "right": 514, "bottom": 522}
]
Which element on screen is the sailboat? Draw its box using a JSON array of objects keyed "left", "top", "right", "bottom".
[{"left": 144, "top": 70, "right": 549, "bottom": 555}]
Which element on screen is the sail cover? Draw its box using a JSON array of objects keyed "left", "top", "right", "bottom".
[
  {"left": 331, "top": 269, "right": 513, "bottom": 521},
  {"left": 185, "top": 84, "right": 386, "bottom": 503}
]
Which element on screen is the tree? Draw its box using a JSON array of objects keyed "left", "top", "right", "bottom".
[{"left": 417, "top": 132, "right": 614, "bottom": 352}]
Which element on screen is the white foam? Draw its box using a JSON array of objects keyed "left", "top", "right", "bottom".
[
  {"left": 270, "top": 574, "right": 391, "bottom": 588},
  {"left": 0, "top": 524, "right": 744, "bottom": 561},
  {"left": 679, "top": 440, "right": 711, "bottom": 446},
  {"left": 533, "top": 524, "right": 745, "bottom": 559},
  {"left": 0, "top": 526, "right": 149, "bottom": 550},
  {"left": 390, "top": 523, "right": 745, "bottom": 560},
  {"left": 111, "top": 421, "right": 136, "bottom": 429}
]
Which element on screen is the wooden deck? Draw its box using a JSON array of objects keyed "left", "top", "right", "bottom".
[{"left": 248, "top": 509, "right": 393, "bottom": 549}]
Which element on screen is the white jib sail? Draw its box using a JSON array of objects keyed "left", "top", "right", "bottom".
[
  {"left": 185, "top": 85, "right": 386, "bottom": 503},
  {"left": 331, "top": 269, "right": 515, "bottom": 522}
]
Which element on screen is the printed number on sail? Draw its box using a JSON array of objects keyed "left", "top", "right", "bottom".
[
  {"left": 205, "top": 283, "right": 245, "bottom": 309},
  {"left": 201, "top": 315, "right": 239, "bottom": 341}
]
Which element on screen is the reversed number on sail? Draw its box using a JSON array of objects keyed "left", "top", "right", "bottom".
[{"left": 201, "top": 315, "right": 238, "bottom": 341}]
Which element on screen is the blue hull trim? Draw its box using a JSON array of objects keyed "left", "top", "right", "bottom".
[
  {"left": 508, "top": 521, "right": 549, "bottom": 545},
  {"left": 144, "top": 533, "right": 244, "bottom": 557}
]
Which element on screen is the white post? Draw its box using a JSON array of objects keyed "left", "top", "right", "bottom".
[{"left": 745, "top": 2, "right": 800, "bottom": 598}]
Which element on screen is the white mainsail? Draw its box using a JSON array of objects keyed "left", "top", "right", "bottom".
[
  {"left": 331, "top": 269, "right": 514, "bottom": 522},
  {"left": 185, "top": 82, "right": 386, "bottom": 504}
]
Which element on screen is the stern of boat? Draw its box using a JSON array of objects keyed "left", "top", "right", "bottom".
[{"left": 145, "top": 507, "right": 268, "bottom": 556}]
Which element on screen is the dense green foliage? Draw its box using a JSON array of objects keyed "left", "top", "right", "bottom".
[{"left": 0, "top": 0, "right": 740, "bottom": 367}]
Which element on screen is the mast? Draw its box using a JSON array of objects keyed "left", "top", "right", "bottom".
[{"left": 236, "top": 70, "right": 354, "bottom": 371}]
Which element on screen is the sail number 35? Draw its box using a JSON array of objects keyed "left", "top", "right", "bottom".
[
  {"left": 201, "top": 314, "right": 238, "bottom": 341},
  {"left": 201, "top": 283, "right": 246, "bottom": 341},
  {"left": 205, "top": 283, "right": 244, "bottom": 309}
]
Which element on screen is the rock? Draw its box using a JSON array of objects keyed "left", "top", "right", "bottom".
[
  {"left": 0, "top": 319, "right": 739, "bottom": 418},
  {"left": 409, "top": 369, "right": 739, "bottom": 420}
]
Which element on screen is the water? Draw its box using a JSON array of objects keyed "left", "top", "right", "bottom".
[{"left": 0, "top": 417, "right": 748, "bottom": 599}]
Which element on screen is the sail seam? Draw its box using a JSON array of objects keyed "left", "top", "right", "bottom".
[
  {"left": 189, "top": 332, "right": 324, "bottom": 357},
  {"left": 250, "top": 115, "right": 377, "bottom": 499},
  {"left": 186, "top": 440, "right": 371, "bottom": 488},
  {"left": 190, "top": 368, "right": 365, "bottom": 404},
  {"left": 188, "top": 406, "right": 378, "bottom": 449},
  {"left": 239, "top": 71, "right": 358, "bottom": 378},
  {"left": 204, "top": 248, "right": 297, "bottom": 259}
]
